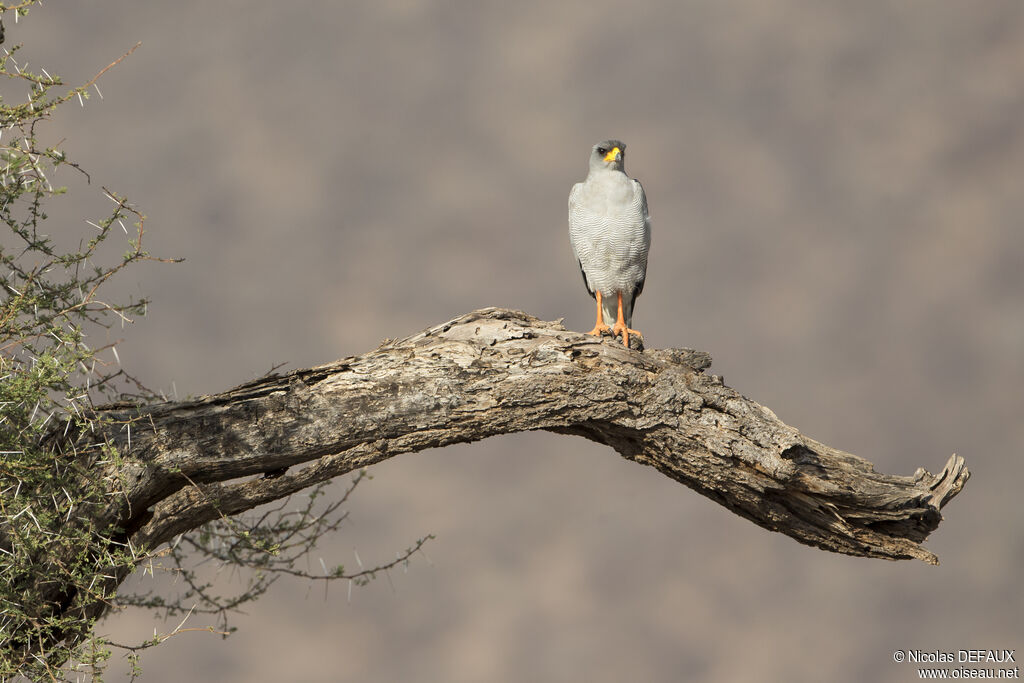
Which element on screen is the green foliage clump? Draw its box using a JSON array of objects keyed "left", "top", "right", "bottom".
[
  {"left": 0, "top": 3, "right": 156, "bottom": 678},
  {"left": 0, "top": 6, "right": 432, "bottom": 680}
]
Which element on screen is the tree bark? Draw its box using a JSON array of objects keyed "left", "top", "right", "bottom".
[{"left": 94, "top": 307, "right": 966, "bottom": 565}]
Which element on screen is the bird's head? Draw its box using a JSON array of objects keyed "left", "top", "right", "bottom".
[{"left": 590, "top": 139, "right": 626, "bottom": 172}]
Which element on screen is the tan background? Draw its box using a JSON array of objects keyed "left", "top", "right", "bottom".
[{"left": 17, "top": 1, "right": 1023, "bottom": 681}]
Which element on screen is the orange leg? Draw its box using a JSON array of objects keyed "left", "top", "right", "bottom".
[
  {"left": 611, "top": 291, "right": 643, "bottom": 347},
  {"left": 587, "top": 290, "right": 612, "bottom": 336}
]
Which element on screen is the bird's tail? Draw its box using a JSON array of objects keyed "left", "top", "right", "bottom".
[{"left": 601, "top": 292, "right": 633, "bottom": 328}]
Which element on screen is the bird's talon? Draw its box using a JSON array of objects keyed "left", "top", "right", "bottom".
[{"left": 611, "top": 324, "right": 643, "bottom": 347}]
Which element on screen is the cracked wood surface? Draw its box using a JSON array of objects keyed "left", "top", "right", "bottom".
[{"left": 98, "top": 308, "right": 968, "bottom": 564}]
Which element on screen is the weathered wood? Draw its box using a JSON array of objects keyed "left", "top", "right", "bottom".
[{"left": 96, "top": 307, "right": 967, "bottom": 564}]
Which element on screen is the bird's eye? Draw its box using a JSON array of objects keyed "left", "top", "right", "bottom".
[{"left": 596, "top": 147, "right": 607, "bottom": 156}]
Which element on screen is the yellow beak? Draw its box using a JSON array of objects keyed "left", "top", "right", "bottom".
[{"left": 603, "top": 146, "right": 622, "bottom": 163}]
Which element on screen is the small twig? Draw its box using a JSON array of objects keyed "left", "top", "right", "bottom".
[{"left": 80, "top": 42, "right": 141, "bottom": 92}]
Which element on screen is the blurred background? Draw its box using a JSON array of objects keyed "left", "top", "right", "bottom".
[{"left": 12, "top": 1, "right": 1022, "bottom": 680}]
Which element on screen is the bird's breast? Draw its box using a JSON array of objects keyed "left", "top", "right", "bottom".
[{"left": 583, "top": 174, "right": 636, "bottom": 215}]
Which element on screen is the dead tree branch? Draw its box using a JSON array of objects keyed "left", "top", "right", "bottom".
[{"left": 95, "top": 307, "right": 966, "bottom": 565}]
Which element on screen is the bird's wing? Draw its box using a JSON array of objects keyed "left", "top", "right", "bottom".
[
  {"left": 568, "top": 182, "right": 597, "bottom": 299},
  {"left": 632, "top": 178, "right": 651, "bottom": 299}
]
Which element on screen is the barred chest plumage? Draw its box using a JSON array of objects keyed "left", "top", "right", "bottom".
[{"left": 569, "top": 169, "right": 650, "bottom": 304}]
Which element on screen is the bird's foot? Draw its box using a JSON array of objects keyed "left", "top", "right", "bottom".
[
  {"left": 612, "top": 322, "right": 643, "bottom": 348},
  {"left": 587, "top": 323, "right": 613, "bottom": 337}
]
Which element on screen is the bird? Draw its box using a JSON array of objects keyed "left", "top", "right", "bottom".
[{"left": 568, "top": 139, "right": 651, "bottom": 348}]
